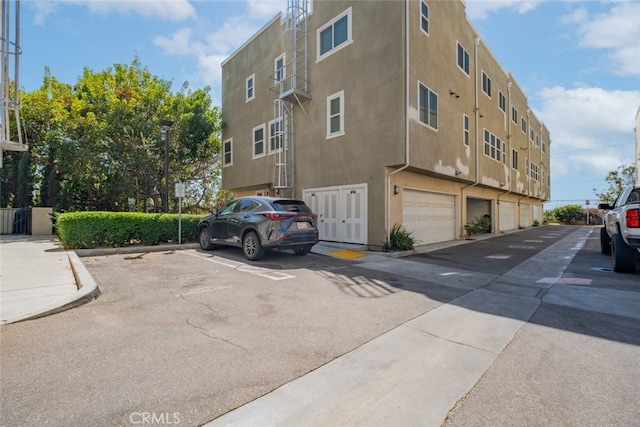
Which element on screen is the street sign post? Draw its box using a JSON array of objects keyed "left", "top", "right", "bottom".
[{"left": 175, "top": 182, "right": 185, "bottom": 244}]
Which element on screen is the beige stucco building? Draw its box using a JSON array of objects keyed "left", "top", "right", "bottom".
[{"left": 220, "top": 0, "right": 550, "bottom": 250}]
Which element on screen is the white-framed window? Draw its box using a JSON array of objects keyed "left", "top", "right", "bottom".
[
  {"left": 530, "top": 162, "right": 539, "bottom": 181},
  {"left": 512, "top": 148, "right": 518, "bottom": 170},
  {"left": 274, "top": 54, "right": 286, "bottom": 84},
  {"left": 317, "top": 8, "right": 352, "bottom": 61},
  {"left": 327, "top": 90, "right": 345, "bottom": 138},
  {"left": 420, "top": 1, "right": 429, "bottom": 34},
  {"left": 482, "top": 72, "right": 492, "bottom": 98},
  {"left": 535, "top": 134, "right": 540, "bottom": 147},
  {"left": 512, "top": 106, "right": 518, "bottom": 125},
  {"left": 457, "top": 42, "right": 470, "bottom": 75},
  {"left": 246, "top": 74, "right": 255, "bottom": 102},
  {"left": 483, "top": 129, "right": 505, "bottom": 163},
  {"left": 252, "top": 124, "right": 265, "bottom": 158},
  {"left": 268, "top": 118, "right": 283, "bottom": 153},
  {"left": 223, "top": 138, "right": 233, "bottom": 167},
  {"left": 521, "top": 117, "right": 527, "bottom": 133},
  {"left": 542, "top": 140, "right": 547, "bottom": 154},
  {"left": 419, "top": 82, "right": 438, "bottom": 130},
  {"left": 530, "top": 128, "right": 534, "bottom": 141},
  {"left": 463, "top": 114, "right": 470, "bottom": 146},
  {"left": 499, "top": 91, "right": 506, "bottom": 112}
]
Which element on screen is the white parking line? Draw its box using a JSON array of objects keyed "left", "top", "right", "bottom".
[{"left": 178, "top": 250, "right": 295, "bottom": 281}]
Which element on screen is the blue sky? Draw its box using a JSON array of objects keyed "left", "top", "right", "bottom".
[{"left": 18, "top": 0, "right": 640, "bottom": 209}]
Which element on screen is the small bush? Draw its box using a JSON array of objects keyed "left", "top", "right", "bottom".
[
  {"left": 56, "top": 211, "right": 202, "bottom": 249},
  {"left": 465, "top": 216, "right": 491, "bottom": 236},
  {"left": 383, "top": 224, "right": 415, "bottom": 252}
]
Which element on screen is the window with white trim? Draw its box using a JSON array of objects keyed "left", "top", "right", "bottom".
[
  {"left": 530, "top": 162, "right": 539, "bottom": 181},
  {"left": 482, "top": 72, "right": 492, "bottom": 97},
  {"left": 253, "top": 124, "right": 265, "bottom": 158},
  {"left": 419, "top": 82, "right": 438, "bottom": 130},
  {"left": 327, "top": 91, "right": 344, "bottom": 138},
  {"left": 535, "top": 134, "right": 540, "bottom": 147},
  {"left": 511, "top": 106, "right": 518, "bottom": 124},
  {"left": 223, "top": 138, "right": 233, "bottom": 166},
  {"left": 246, "top": 74, "right": 255, "bottom": 102},
  {"left": 318, "top": 8, "right": 352, "bottom": 60},
  {"left": 274, "top": 54, "right": 285, "bottom": 84},
  {"left": 457, "top": 42, "right": 470, "bottom": 75},
  {"left": 420, "top": 1, "right": 429, "bottom": 34},
  {"left": 463, "top": 114, "right": 470, "bottom": 146},
  {"left": 483, "top": 129, "right": 505, "bottom": 163},
  {"left": 521, "top": 117, "right": 527, "bottom": 133},
  {"left": 269, "top": 118, "right": 283, "bottom": 153},
  {"left": 512, "top": 148, "right": 518, "bottom": 170},
  {"left": 499, "top": 91, "right": 506, "bottom": 112},
  {"left": 530, "top": 128, "right": 534, "bottom": 141},
  {"left": 542, "top": 140, "right": 547, "bottom": 153}
]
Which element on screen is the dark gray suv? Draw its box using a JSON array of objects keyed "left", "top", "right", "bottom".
[{"left": 197, "top": 196, "right": 319, "bottom": 261}]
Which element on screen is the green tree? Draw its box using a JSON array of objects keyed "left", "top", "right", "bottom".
[
  {"left": 547, "top": 204, "right": 585, "bottom": 224},
  {"left": 593, "top": 164, "right": 636, "bottom": 204},
  {"left": 16, "top": 58, "right": 221, "bottom": 213}
]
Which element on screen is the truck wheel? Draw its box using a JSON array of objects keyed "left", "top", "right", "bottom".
[
  {"left": 600, "top": 227, "right": 612, "bottom": 255},
  {"left": 612, "top": 233, "right": 637, "bottom": 273},
  {"left": 243, "top": 231, "right": 265, "bottom": 261}
]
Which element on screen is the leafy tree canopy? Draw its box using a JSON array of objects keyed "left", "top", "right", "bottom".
[
  {"left": 2, "top": 57, "right": 223, "bottom": 213},
  {"left": 593, "top": 164, "right": 636, "bottom": 205}
]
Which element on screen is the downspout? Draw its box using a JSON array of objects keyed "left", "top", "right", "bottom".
[
  {"left": 387, "top": 0, "right": 411, "bottom": 243},
  {"left": 497, "top": 81, "right": 514, "bottom": 228},
  {"left": 460, "top": 36, "right": 481, "bottom": 237},
  {"left": 517, "top": 108, "right": 532, "bottom": 224}
]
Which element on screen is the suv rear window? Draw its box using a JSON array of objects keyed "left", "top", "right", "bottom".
[{"left": 272, "top": 200, "right": 312, "bottom": 213}]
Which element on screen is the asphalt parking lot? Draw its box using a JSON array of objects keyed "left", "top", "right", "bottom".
[
  {"left": 1, "top": 247, "right": 466, "bottom": 426},
  {"left": 1, "top": 225, "right": 638, "bottom": 427}
]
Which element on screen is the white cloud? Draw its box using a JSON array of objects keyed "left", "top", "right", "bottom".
[
  {"left": 72, "top": 0, "right": 196, "bottom": 21},
  {"left": 538, "top": 86, "right": 640, "bottom": 177},
  {"left": 246, "top": 0, "right": 286, "bottom": 19},
  {"left": 32, "top": 1, "right": 58, "bottom": 25},
  {"left": 569, "top": 2, "right": 640, "bottom": 76},
  {"left": 464, "top": 0, "right": 544, "bottom": 20}
]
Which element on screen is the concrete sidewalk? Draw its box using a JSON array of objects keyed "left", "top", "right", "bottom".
[
  {"left": 0, "top": 235, "right": 100, "bottom": 325},
  {"left": 206, "top": 227, "right": 595, "bottom": 426}
]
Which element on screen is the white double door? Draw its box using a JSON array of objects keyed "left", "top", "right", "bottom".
[{"left": 303, "top": 184, "right": 367, "bottom": 244}]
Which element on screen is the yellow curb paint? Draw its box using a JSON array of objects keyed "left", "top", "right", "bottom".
[{"left": 328, "top": 250, "right": 366, "bottom": 259}]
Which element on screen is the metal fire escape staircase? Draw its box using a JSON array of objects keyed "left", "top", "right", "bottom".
[
  {"left": 270, "top": 0, "right": 311, "bottom": 192},
  {"left": 1, "top": 0, "right": 26, "bottom": 168}
]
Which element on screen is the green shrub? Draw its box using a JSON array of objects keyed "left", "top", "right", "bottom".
[
  {"left": 56, "top": 211, "right": 202, "bottom": 249},
  {"left": 464, "top": 216, "right": 491, "bottom": 235},
  {"left": 383, "top": 224, "right": 415, "bottom": 252}
]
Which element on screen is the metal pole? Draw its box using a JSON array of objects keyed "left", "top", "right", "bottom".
[
  {"left": 164, "top": 129, "right": 169, "bottom": 213},
  {"left": 160, "top": 119, "right": 173, "bottom": 213}
]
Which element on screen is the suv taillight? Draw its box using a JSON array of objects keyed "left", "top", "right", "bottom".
[
  {"left": 627, "top": 208, "right": 640, "bottom": 228},
  {"left": 263, "top": 213, "right": 294, "bottom": 221}
]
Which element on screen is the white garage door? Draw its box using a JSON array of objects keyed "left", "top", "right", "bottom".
[
  {"left": 499, "top": 201, "right": 516, "bottom": 231},
  {"left": 520, "top": 203, "right": 531, "bottom": 228},
  {"left": 403, "top": 190, "right": 455, "bottom": 245}
]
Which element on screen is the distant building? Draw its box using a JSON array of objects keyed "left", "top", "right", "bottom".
[{"left": 220, "top": 0, "right": 550, "bottom": 249}]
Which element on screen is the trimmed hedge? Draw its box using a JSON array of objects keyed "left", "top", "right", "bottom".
[{"left": 56, "top": 211, "right": 203, "bottom": 249}]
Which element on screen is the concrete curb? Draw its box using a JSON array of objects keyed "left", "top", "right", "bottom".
[
  {"left": 74, "top": 243, "right": 200, "bottom": 257},
  {"left": 2, "top": 250, "right": 101, "bottom": 324}
]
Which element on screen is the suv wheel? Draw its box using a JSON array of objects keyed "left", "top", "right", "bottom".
[
  {"left": 293, "top": 245, "right": 312, "bottom": 256},
  {"left": 243, "top": 231, "right": 265, "bottom": 261},
  {"left": 199, "top": 227, "right": 214, "bottom": 251}
]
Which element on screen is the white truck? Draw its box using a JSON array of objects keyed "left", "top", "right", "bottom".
[{"left": 598, "top": 185, "right": 640, "bottom": 273}]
